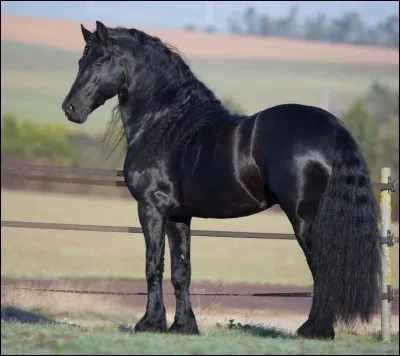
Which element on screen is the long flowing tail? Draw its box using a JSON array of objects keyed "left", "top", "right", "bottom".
[{"left": 309, "top": 123, "right": 382, "bottom": 328}]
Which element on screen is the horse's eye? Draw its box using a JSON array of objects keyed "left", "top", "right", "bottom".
[{"left": 95, "top": 61, "right": 102, "bottom": 67}]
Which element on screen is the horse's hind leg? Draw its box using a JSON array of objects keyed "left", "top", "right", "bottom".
[
  {"left": 282, "top": 202, "right": 335, "bottom": 340},
  {"left": 166, "top": 217, "right": 199, "bottom": 335},
  {"left": 276, "top": 163, "right": 335, "bottom": 340}
]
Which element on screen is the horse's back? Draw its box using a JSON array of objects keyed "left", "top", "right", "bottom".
[
  {"left": 257, "top": 103, "right": 339, "bottom": 149},
  {"left": 255, "top": 103, "right": 339, "bottom": 208}
]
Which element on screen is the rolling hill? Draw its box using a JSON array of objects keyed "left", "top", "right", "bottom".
[{"left": 1, "top": 13, "right": 399, "bottom": 135}]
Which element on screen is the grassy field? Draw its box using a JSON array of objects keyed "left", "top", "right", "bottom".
[
  {"left": 1, "top": 40, "right": 399, "bottom": 135},
  {"left": 1, "top": 189, "right": 399, "bottom": 287},
  {"left": 1, "top": 319, "right": 399, "bottom": 355},
  {"left": 2, "top": 189, "right": 399, "bottom": 353}
]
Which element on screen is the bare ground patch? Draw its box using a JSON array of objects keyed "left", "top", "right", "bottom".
[{"left": 1, "top": 276, "right": 398, "bottom": 334}]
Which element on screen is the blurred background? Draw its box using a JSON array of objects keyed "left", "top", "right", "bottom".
[{"left": 1, "top": 1, "right": 399, "bottom": 330}]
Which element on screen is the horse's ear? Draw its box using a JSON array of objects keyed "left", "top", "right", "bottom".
[
  {"left": 81, "top": 24, "right": 92, "bottom": 43},
  {"left": 95, "top": 21, "right": 110, "bottom": 45}
]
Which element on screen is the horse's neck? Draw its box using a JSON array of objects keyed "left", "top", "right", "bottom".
[
  {"left": 118, "top": 106, "right": 143, "bottom": 147},
  {"left": 117, "top": 82, "right": 236, "bottom": 154}
]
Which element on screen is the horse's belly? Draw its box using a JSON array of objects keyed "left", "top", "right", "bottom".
[
  {"left": 177, "top": 168, "right": 269, "bottom": 219},
  {"left": 192, "top": 201, "right": 266, "bottom": 219},
  {"left": 173, "top": 198, "right": 266, "bottom": 219}
]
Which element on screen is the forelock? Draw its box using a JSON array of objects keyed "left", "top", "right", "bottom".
[{"left": 79, "top": 39, "right": 93, "bottom": 67}]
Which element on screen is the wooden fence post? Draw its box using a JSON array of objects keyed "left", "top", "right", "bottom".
[{"left": 380, "top": 167, "right": 392, "bottom": 342}]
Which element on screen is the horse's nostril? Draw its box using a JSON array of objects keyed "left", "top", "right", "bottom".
[{"left": 66, "top": 104, "right": 75, "bottom": 114}]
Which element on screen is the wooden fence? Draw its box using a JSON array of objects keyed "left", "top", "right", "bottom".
[{"left": 1, "top": 163, "right": 398, "bottom": 341}]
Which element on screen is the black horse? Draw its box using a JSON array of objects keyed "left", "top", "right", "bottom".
[{"left": 62, "top": 21, "right": 381, "bottom": 340}]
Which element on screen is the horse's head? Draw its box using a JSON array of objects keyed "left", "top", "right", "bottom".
[{"left": 62, "top": 21, "right": 125, "bottom": 124}]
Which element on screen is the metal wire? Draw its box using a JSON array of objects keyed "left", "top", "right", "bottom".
[
  {"left": 2, "top": 285, "right": 398, "bottom": 299},
  {"left": 1, "top": 285, "right": 313, "bottom": 298}
]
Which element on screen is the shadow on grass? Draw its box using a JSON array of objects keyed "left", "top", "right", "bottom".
[
  {"left": 1, "top": 305, "right": 58, "bottom": 325},
  {"left": 1, "top": 305, "right": 84, "bottom": 330},
  {"left": 226, "top": 320, "right": 297, "bottom": 340},
  {"left": 118, "top": 324, "right": 137, "bottom": 334}
]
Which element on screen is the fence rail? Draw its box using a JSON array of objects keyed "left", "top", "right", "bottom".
[
  {"left": 0, "top": 220, "right": 298, "bottom": 240},
  {"left": 1, "top": 163, "right": 398, "bottom": 341},
  {"left": 1, "top": 220, "right": 399, "bottom": 244},
  {"left": 1, "top": 163, "right": 396, "bottom": 191},
  {"left": 2, "top": 163, "right": 125, "bottom": 177}
]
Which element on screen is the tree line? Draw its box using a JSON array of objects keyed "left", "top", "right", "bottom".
[
  {"left": 186, "top": 5, "right": 399, "bottom": 49},
  {"left": 336, "top": 82, "right": 399, "bottom": 219}
]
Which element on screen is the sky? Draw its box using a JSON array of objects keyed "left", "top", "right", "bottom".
[{"left": 1, "top": 1, "right": 399, "bottom": 32}]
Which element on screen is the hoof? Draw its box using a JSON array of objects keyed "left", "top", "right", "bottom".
[
  {"left": 167, "top": 319, "right": 200, "bottom": 335},
  {"left": 134, "top": 313, "right": 167, "bottom": 333},
  {"left": 297, "top": 319, "right": 335, "bottom": 340}
]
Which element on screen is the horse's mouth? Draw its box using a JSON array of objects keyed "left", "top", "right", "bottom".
[{"left": 66, "top": 112, "right": 88, "bottom": 124}]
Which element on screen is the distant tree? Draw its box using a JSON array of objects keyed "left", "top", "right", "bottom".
[
  {"left": 376, "top": 113, "right": 399, "bottom": 219},
  {"left": 364, "top": 27, "right": 379, "bottom": 46},
  {"left": 303, "top": 13, "right": 328, "bottom": 41},
  {"left": 328, "top": 17, "right": 348, "bottom": 43},
  {"left": 377, "top": 114, "right": 399, "bottom": 175},
  {"left": 183, "top": 24, "right": 196, "bottom": 32},
  {"left": 243, "top": 6, "right": 258, "bottom": 35},
  {"left": 204, "top": 25, "right": 216, "bottom": 33},
  {"left": 286, "top": 4, "right": 300, "bottom": 38},
  {"left": 342, "top": 12, "right": 365, "bottom": 44},
  {"left": 364, "top": 82, "right": 399, "bottom": 125},
  {"left": 258, "top": 13, "right": 273, "bottom": 36},
  {"left": 340, "top": 83, "right": 399, "bottom": 221},
  {"left": 274, "top": 17, "right": 290, "bottom": 37},
  {"left": 377, "top": 14, "right": 399, "bottom": 47},
  {"left": 226, "top": 14, "right": 242, "bottom": 34},
  {"left": 341, "top": 99, "right": 378, "bottom": 167},
  {"left": 223, "top": 97, "right": 245, "bottom": 115},
  {"left": 225, "top": 5, "right": 399, "bottom": 49}
]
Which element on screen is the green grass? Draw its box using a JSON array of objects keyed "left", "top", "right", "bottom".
[
  {"left": 1, "top": 319, "right": 398, "bottom": 355},
  {"left": 188, "top": 58, "right": 399, "bottom": 114},
  {"left": 1, "top": 40, "right": 398, "bottom": 135},
  {"left": 1, "top": 189, "right": 399, "bottom": 287}
]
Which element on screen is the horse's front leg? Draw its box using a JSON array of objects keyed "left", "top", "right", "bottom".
[
  {"left": 134, "top": 200, "right": 168, "bottom": 333},
  {"left": 166, "top": 218, "right": 199, "bottom": 335}
]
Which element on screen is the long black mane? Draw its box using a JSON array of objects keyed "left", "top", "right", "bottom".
[{"left": 100, "top": 26, "right": 240, "bottom": 156}]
